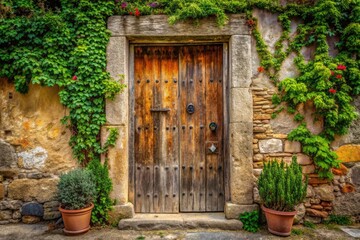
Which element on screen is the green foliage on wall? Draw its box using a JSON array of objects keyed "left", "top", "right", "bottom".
[{"left": 0, "top": 0, "right": 359, "bottom": 215}]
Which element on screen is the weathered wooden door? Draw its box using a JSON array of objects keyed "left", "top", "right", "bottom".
[{"left": 134, "top": 45, "right": 224, "bottom": 213}]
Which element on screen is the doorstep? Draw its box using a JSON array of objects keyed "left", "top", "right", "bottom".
[{"left": 118, "top": 213, "right": 243, "bottom": 230}]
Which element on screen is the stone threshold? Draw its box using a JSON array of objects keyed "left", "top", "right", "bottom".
[{"left": 118, "top": 213, "right": 243, "bottom": 230}]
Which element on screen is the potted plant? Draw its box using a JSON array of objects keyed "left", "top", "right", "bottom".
[
  {"left": 58, "top": 168, "right": 97, "bottom": 235},
  {"left": 258, "top": 156, "right": 307, "bottom": 237}
]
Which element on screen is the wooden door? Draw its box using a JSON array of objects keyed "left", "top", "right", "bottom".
[{"left": 134, "top": 45, "right": 224, "bottom": 213}]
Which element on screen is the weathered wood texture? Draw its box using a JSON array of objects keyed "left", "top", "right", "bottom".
[
  {"left": 108, "top": 15, "right": 249, "bottom": 37},
  {"left": 134, "top": 45, "right": 224, "bottom": 213}
]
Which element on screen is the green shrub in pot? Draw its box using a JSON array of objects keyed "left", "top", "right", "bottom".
[{"left": 58, "top": 168, "right": 97, "bottom": 210}]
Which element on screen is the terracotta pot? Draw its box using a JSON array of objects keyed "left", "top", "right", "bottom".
[
  {"left": 59, "top": 203, "right": 94, "bottom": 235},
  {"left": 261, "top": 205, "right": 296, "bottom": 237}
]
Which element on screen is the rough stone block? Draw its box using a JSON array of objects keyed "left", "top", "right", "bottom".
[
  {"left": 296, "top": 154, "right": 312, "bottom": 165},
  {"left": 224, "top": 202, "right": 259, "bottom": 219},
  {"left": 109, "top": 202, "right": 135, "bottom": 224},
  {"left": 0, "top": 210, "right": 12, "bottom": 221},
  {"left": 314, "top": 185, "right": 335, "bottom": 201},
  {"left": 106, "top": 36, "right": 129, "bottom": 125},
  {"left": 0, "top": 140, "right": 16, "bottom": 168},
  {"left": 8, "top": 178, "right": 58, "bottom": 203},
  {"left": 0, "top": 169, "right": 18, "bottom": 179},
  {"left": 17, "top": 147, "right": 48, "bottom": 169},
  {"left": 306, "top": 208, "right": 328, "bottom": 218},
  {"left": 306, "top": 185, "right": 315, "bottom": 198},
  {"left": 351, "top": 165, "right": 360, "bottom": 186},
  {"left": 294, "top": 203, "right": 305, "bottom": 224},
  {"left": 333, "top": 192, "right": 360, "bottom": 216},
  {"left": 336, "top": 144, "right": 360, "bottom": 163},
  {"left": 22, "top": 215, "right": 40, "bottom": 224},
  {"left": 230, "top": 35, "right": 252, "bottom": 88},
  {"left": 284, "top": 140, "right": 301, "bottom": 153},
  {"left": 259, "top": 139, "right": 283, "bottom": 153},
  {"left": 0, "top": 184, "right": 4, "bottom": 200},
  {"left": 302, "top": 164, "right": 315, "bottom": 174},
  {"left": 43, "top": 211, "right": 61, "bottom": 220},
  {"left": 230, "top": 88, "right": 253, "bottom": 123},
  {"left": 101, "top": 126, "right": 129, "bottom": 204},
  {"left": 12, "top": 210, "right": 21, "bottom": 219},
  {"left": 21, "top": 202, "right": 44, "bottom": 217},
  {"left": 0, "top": 200, "right": 22, "bottom": 210},
  {"left": 230, "top": 122, "right": 253, "bottom": 161},
  {"left": 43, "top": 201, "right": 59, "bottom": 209}
]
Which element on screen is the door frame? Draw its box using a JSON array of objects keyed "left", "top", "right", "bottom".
[
  {"left": 128, "top": 43, "right": 230, "bottom": 211},
  {"left": 104, "top": 15, "right": 256, "bottom": 219}
]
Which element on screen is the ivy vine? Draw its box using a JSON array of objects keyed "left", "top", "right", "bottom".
[{"left": 0, "top": 0, "right": 358, "bottom": 191}]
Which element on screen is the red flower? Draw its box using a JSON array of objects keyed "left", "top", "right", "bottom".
[
  {"left": 129, "top": 11, "right": 133, "bottom": 15},
  {"left": 135, "top": 8, "right": 140, "bottom": 17},
  {"left": 330, "top": 71, "right": 334, "bottom": 76},
  {"left": 246, "top": 19, "right": 255, "bottom": 27},
  {"left": 337, "top": 64, "right": 346, "bottom": 71},
  {"left": 336, "top": 74, "right": 342, "bottom": 79},
  {"left": 72, "top": 75, "right": 77, "bottom": 81},
  {"left": 257, "top": 66, "right": 264, "bottom": 73},
  {"left": 329, "top": 88, "right": 337, "bottom": 94}
]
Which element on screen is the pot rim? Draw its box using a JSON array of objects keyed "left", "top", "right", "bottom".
[
  {"left": 261, "top": 204, "right": 297, "bottom": 215},
  {"left": 59, "top": 202, "right": 94, "bottom": 213}
]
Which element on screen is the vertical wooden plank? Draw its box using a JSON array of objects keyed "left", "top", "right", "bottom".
[
  {"left": 205, "top": 45, "right": 224, "bottom": 211},
  {"left": 134, "top": 46, "right": 154, "bottom": 213},
  {"left": 161, "top": 47, "right": 180, "bottom": 212}
]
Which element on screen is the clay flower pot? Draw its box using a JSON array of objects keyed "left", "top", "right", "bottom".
[
  {"left": 261, "top": 205, "right": 297, "bottom": 237},
  {"left": 59, "top": 203, "right": 94, "bottom": 235}
]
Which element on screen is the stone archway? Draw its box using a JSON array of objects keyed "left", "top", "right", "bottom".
[{"left": 103, "top": 14, "right": 257, "bottom": 219}]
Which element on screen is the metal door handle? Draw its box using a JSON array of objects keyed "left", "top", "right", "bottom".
[{"left": 150, "top": 108, "right": 170, "bottom": 112}]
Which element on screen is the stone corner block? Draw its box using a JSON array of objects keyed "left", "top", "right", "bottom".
[
  {"left": 109, "top": 202, "right": 135, "bottom": 225},
  {"left": 230, "top": 88, "right": 253, "bottom": 123},
  {"left": 230, "top": 35, "right": 252, "bottom": 88},
  {"left": 259, "top": 139, "right": 283, "bottom": 153},
  {"left": 225, "top": 202, "right": 259, "bottom": 219}
]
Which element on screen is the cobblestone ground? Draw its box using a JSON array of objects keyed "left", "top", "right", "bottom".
[{"left": 0, "top": 223, "right": 359, "bottom": 240}]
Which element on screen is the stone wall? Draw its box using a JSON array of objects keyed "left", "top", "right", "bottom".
[
  {"left": 250, "top": 9, "right": 360, "bottom": 223},
  {"left": 0, "top": 78, "right": 76, "bottom": 224}
]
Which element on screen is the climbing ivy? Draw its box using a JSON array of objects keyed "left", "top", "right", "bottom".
[{"left": 0, "top": 0, "right": 358, "bottom": 197}]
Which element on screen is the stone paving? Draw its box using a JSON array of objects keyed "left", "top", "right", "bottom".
[{"left": 0, "top": 223, "right": 359, "bottom": 240}]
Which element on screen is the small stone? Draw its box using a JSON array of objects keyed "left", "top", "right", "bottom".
[
  {"left": 22, "top": 215, "right": 41, "bottom": 224},
  {"left": 0, "top": 176, "right": 3, "bottom": 182},
  {"left": 335, "top": 192, "right": 343, "bottom": 197},
  {"left": 284, "top": 140, "right": 301, "bottom": 153},
  {"left": 306, "top": 208, "right": 328, "bottom": 218},
  {"left": 0, "top": 140, "right": 17, "bottom": 168},
  {"left": 21, "top": 202, "right": 44, "bottom": 217},
  {"left": 253, "top": 162, "right": 263, "bottom": 168},
  {"left": 324, "top": 207, "right": 332, "bottom": 211},
  {"left": 339, "top": 176, "right": 345, "bottom": 183},
  {"left": 310, "top": 198, "right": 321, "bottom": 204},
  {"left": 12, "top": 210, "right": 21, "bottom": 219},
  {"left": 296, "top": 154, "right": 312, "bottom": 165},
  {"left": 0, "top": 210, "right": 12, "bottom": 220},
  {"left": 311, "top": 205, "right": 323, "bottom": 210},
  {"left": 253, "top": 154, "right": 263, "bottom": 162},
  {"left": 43, "top": 211, "right": 61, "bottom": 220},
  {"left": 334, "top": 186, "right": 340, "bottom": 192},
  {"left": 254, "top": 127, "right": 266, "bottom": 133},
  {"left": 271, "top": 134, "right": 287, "bottom": 139},
  {"left": 0, "top": 169, "right": 18, "bottom": 179},
  {"left": 27, "top": 173, "right": 43, "bottom": 179},
  {"left": 306, "top": 185, "right": 315, "bottom": 198},
  {"left": 302, "top": 165, "right": 315, "bottom": 174},
  {"left": 0, "top": 200, "right": 22, "bottom": 210},
  {"left": 259, "top": 139, "right": 283, "bottom": 153},
  {"left": 294, "top": 203, "right": 305, "bottom": 224},
  {"left": 314, "top": 185, "right": 335, "bottom": 201},
  {"left": 321, "top": 201, "right": 332, "bottom": 207},
  {"left": 43, "top": 201, "right": 59, "bottom": 209},
  {"left": 0, "top": 220, "right": 10, "bottom": 225},
  {"left": 0, "top": 184, "right": 4, "bottom": 200},
  {"left": 341, "top": 184, "right": 355, "bottom": 193},
  {"left": 333, "top": 179, "right": 339, "bottom": 185},
  {"left": 304, "top": 202, "right": 311, "bottom": 208},
  {"left": 253, "top": 169, "right": 262, "bottom": 177}
]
